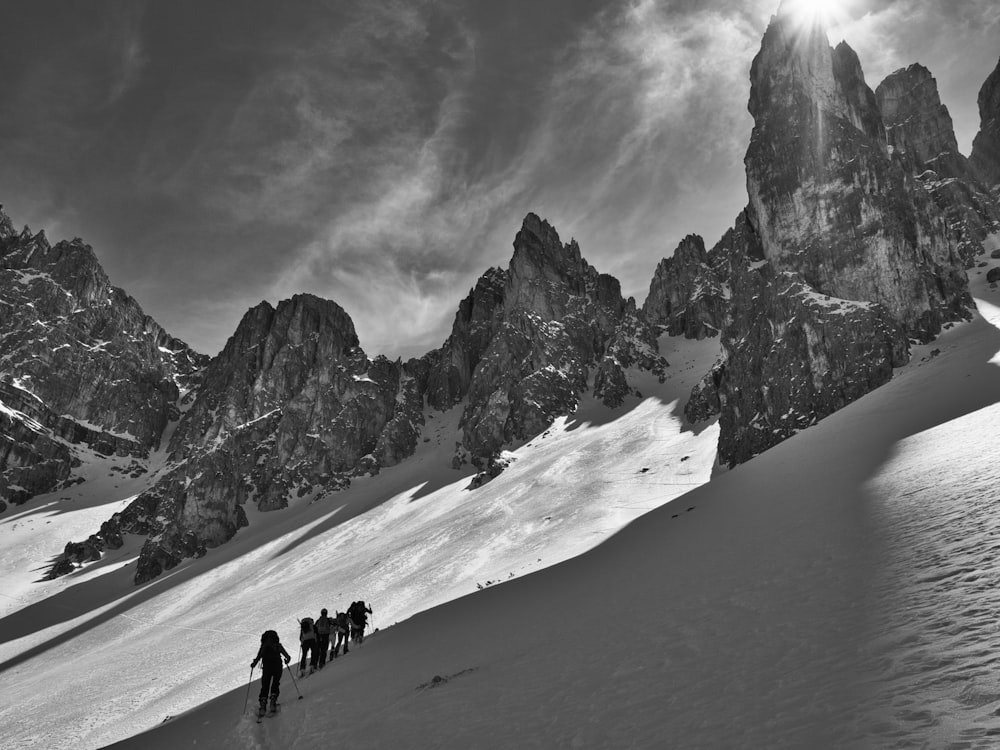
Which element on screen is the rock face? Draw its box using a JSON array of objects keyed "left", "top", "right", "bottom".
[
  {"left": 876, "top": 64, "right": 1000, "bottom": 264},
  {"left": 0, "top": 206, "right": 206, "bottom": 505},
  {"left": 421, "top": 213, "right": 666, "bottom": 464},
  {"left": 745, "top": 9, "right": 972, "bottom": 342},
  {"left": 642, "top": 235, "right": 728, "bottom": 339},
  {"left": 64, "top": 293, "right": 422, "bottom": 583},
  {"left": 708, "top": 253, "right": 908, "bottom": 466},
  {"left": 971, "top": 57, "right": 1000, "bottom": 189}
]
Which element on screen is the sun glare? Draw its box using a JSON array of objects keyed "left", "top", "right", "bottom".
[{"left": 782, "top": 0, "right": 845, "bottom": 30}]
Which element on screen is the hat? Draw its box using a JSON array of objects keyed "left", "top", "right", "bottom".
[{"left": 321, "top": 608, "right": 328, "bottom": 615}]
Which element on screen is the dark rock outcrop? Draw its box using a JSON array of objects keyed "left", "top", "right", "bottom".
[
  {"left": 971, "top": 56, "right": 1000, "bottom": 189},
  {"left": 0, "top": 205, "right": 206, "bottom": 506},
  {"left": 713, "top": 256, "right": 908, "bottom": 466},
  {"left": 63, "top": 293, "right": 418, "bottom": 582},
  {"left": 744, "top": 10, "right": 972, "bottom": 342},
  {"left": 642, "top": 235, "right": 728, "bottom": 339},
  {"left": 876, "top": 64, "right": 1000, "bottom": 265},
  {"left": 422, "top": 213, "right": 666, "bottom": 465}
]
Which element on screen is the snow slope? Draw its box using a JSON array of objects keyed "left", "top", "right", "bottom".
[
  {"left": 103, "top": 253, "right": 1000, "bottom": 749},
  {"left": 4, "top": 251, "right": 999, "bottom": 749},
  {"left": 0, "top": 336, "right": 722, "bottom": 749}
]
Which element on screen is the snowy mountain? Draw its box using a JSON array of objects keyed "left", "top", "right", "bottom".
[
  {"left": 4, "top": 3, "right": 1000, "bottom": 748},
  {"left": 0, "top": 209, "right": 206, "bottom": 513},
  {"left": 46, "top": 211, "right": 666, "bottom": 585}
]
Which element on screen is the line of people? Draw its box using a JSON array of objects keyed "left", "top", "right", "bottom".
[
  {"left": 297, "top": 599, "right": 373, "bottom": 677},
  {"left": 249, "top": 600, "right": 374, "bottom": 716}
]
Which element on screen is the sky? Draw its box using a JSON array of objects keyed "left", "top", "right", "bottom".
[{"left": 1, "top": 0, "right": 998, "bottom": 358}]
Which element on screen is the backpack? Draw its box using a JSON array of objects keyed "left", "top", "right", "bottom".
[
  {"left": 336, "top": 612, "right": 349, "bottom": 632},
  {"left": 300, "top": 617, "right": 315, "bottom": 642},
  {"left": 261, "top": 629, "right": 279, "bottom": 645},
  {"left": 316, "top": 615, "right": 331, "bottom": 635}
]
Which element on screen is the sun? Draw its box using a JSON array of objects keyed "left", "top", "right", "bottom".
[{"left": 780, "top": 0, "right": 846, "bottom": 30}]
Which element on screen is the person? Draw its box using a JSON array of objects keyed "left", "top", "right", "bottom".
[
  {"left": 332, "top": 610, "right": 350, "bottom": 657},
  {"left": 348, "top": 600, "right": 373, "bottom": 644},
  {"left": 315, "top": 608, "right": 333, "bottom": 668},
  {"left": 251, "top": 630, "right": 290, "bottom": 716},
  {"left": 299, "top": 616, "right": 318, "bottom": 676}
]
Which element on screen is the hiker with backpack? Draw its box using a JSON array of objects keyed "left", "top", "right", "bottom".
[
  {"left": 251, "top": 630, "right": 291, "bottom": 717},
  {"left": 348, "top": 600, "right": 373, "bottom": 644},
  {"left": 315, "top": 608, "right": 333, "bottom": 668},
  {"left": 332, "top": 610, "right": 350, "bottom": 657},
  {"left": 299, "top": 616, "right": 318, "bottom": 676}
]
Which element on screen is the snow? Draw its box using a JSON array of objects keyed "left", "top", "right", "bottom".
[
  {"left": 2, "top": 261, "right": 1000, "bottom": 748},
  {"left": 61, "top": 415, "right": 139, "bottom": 443},
  {"left": 235, "top": 408, "right": 282, "bottom": 431},
  {"left": 0, "top": 399, "right": 45, "bottom": 433}
]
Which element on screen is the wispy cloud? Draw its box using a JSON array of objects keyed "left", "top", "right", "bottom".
[
  {"left": 255, "top": 0, "right": 777, "bottom": 358},
  {"left": 108, "top": 10, "right": 148, "bottom": 104}
]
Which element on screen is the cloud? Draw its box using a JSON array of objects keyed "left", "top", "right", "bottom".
[
  {"left": 108, "top": 8, "right": 149, "bottom": 104},
  {"left": 251, "top": 0, "right": 778, "bottom": 358}
]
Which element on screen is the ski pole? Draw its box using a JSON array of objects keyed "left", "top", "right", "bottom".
[
  {"left": 285, "top": 661, "right": 304, "bottom": 700},
  {"left": 243, "top": 664, "right": 255, "bottom": 715}
]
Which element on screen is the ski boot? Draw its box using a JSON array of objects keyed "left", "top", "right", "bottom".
[
  {"left": 257, "top": 698, "right": 267, "bottom": 719},
  {"left": 268, "top": 696, "right": 278, "bottom": 715}
]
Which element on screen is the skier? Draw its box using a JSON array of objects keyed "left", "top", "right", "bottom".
[
  {"left": 349, "top": 600, "right": 373, "bottom": 644},
  {"left": 332, "top": 610, "right": 350, "bottom": 657},
  {"left": 315, "top": 608, "right": 333, "bottom": 668},
  {"left": 299, "top": 615, "right": 318, "bottom": 676},
  {"left": 251, "top": 630, "right": 291, "bottom": 718}
]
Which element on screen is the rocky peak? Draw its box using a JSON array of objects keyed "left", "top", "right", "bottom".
[
  {"left": 971, "top": 56, "right": 1000, "bottom": 189},
  {"left": 876, "top": 64, "right": 960, "bottom": 172},
  {"left": 0, "top": 205, "right": 207, "bottom": 509},
  {"left": 750, "top": 9, "right": 883, "bottom": 143},
  {"left": 417, "top": 213, "right": 665, "bottom": 468},
  {"left": 745, "top": 7, "right": 972, "bottom": 341},
  {"left": 168, "top": 293, "right": 362, "bottom": 457},
  {"left": 506, "top": 213, "right": 622, "bottom": 321},
  {"left": 0, "top": 205, "right": 15, "bottom": 240},
  {"left": 423, "top": 266, "right": 507, "bottom": 411},
  {"left": 876, "top": 63, "right": 1000, "bottom": 265},
  {"left": 65, "top": 288, "right": 423, "bottom": 583},
  {"left": 642, "top": 234, "right": 727, "bottom": 340}
]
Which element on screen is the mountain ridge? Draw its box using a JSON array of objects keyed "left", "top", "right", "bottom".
[{"left": 2, "top": 7, "right": 999, "bottom": 584}]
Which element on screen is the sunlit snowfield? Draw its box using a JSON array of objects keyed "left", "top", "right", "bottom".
[
  {"left": 2, "top": 246, "right": 1000, "bottom": 749},
  {"left": 0, "top": 333, "right": 722, "bottom": 749}
]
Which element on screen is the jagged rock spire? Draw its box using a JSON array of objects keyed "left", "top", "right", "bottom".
[
  {"left": 745, "top": 6, "right": 971, "bottom": 341},
  {"left": 971, "top": 56, "right": 1000, "bottom": 189}
]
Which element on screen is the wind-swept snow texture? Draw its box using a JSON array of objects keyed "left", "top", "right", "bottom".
[{"left": 1, "top": 337, "right": 720, "bottom": 749}]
